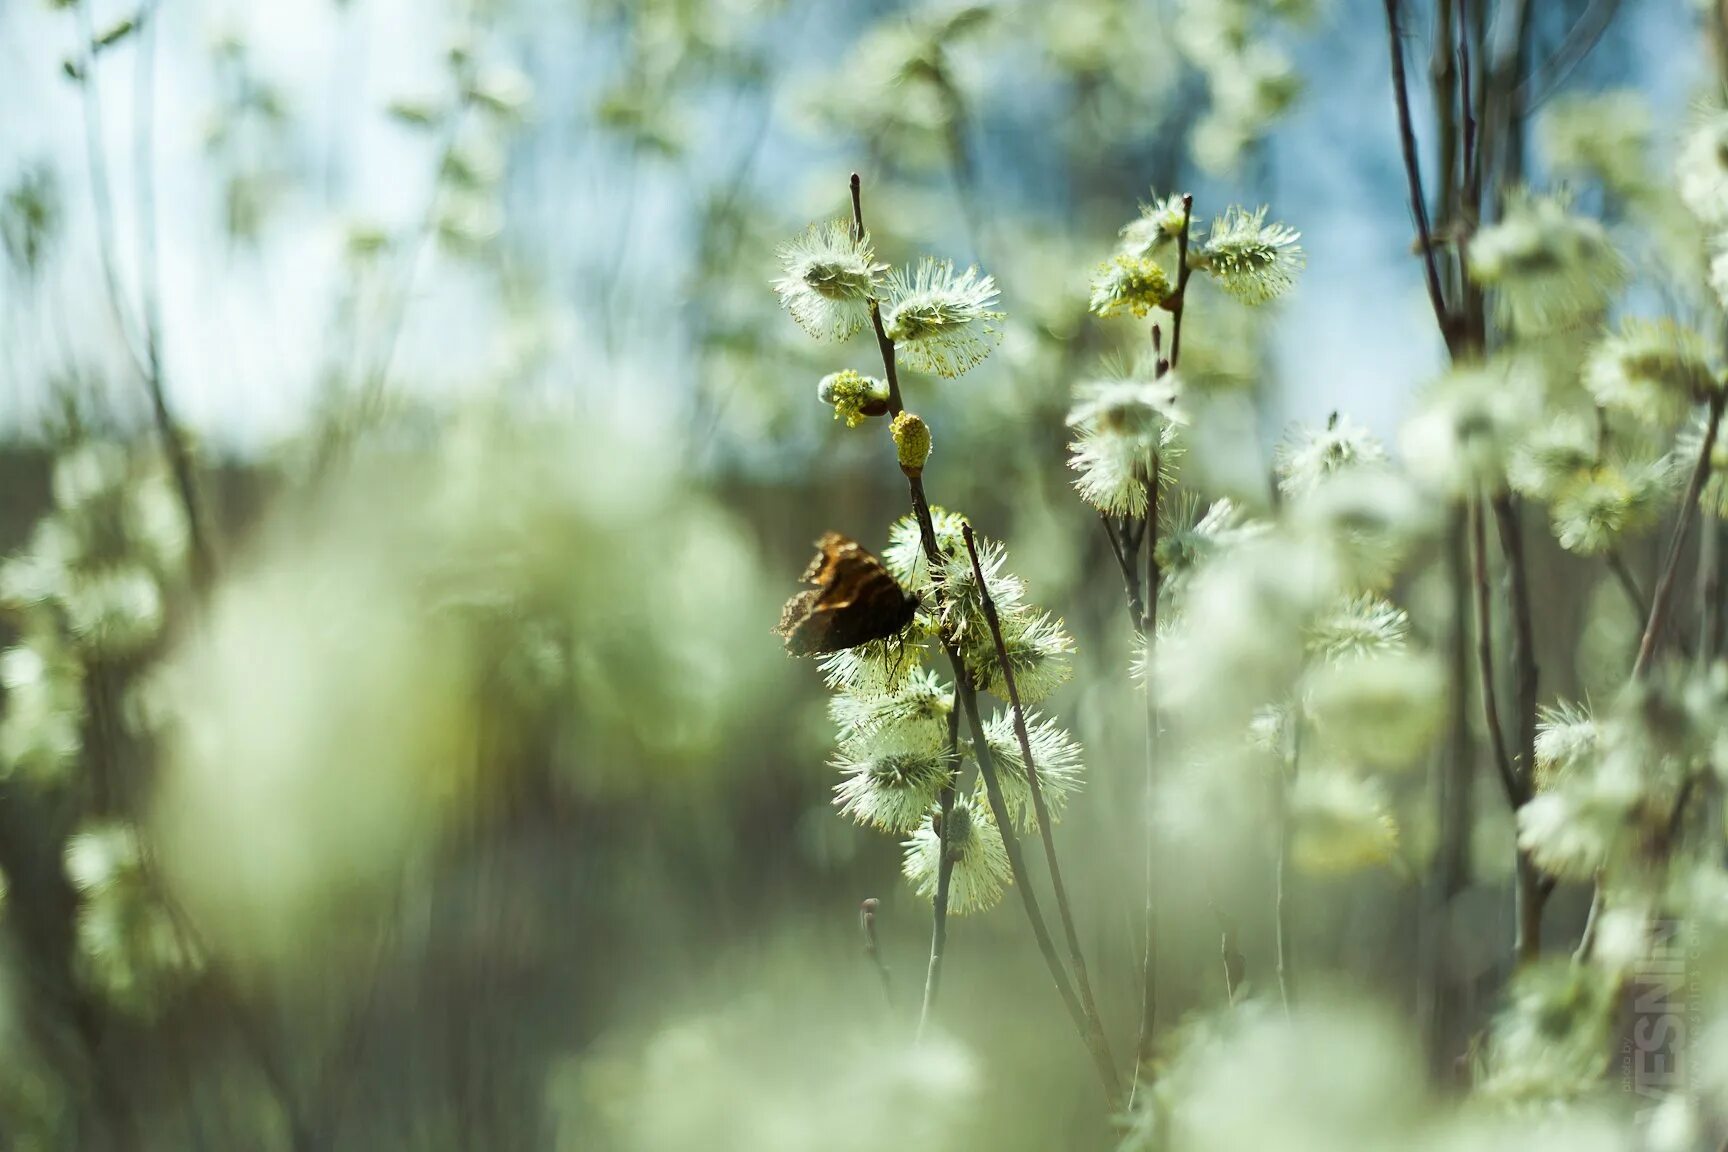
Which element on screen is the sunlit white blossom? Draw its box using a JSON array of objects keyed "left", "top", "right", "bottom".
[
  {"left": 902, "top": 795, "right": 1011, "bottom": 914},
  {"left": 772, "top": 218, "right": 884, "bottom": 342},
  {"left": 979, "top": 709, "right": 1084, "bottom": 831},
  {"left": 1304, "top": 592, "right": 1408, "bottom": 663},
  {"left": 1118, "top": 192, "right": 1191, "bottom": 257},
  {"left": 1274, "top": 414, "right": 1386, "bottom": 498},
  {"left": 880, "top": 259, "right": 1003, "bottom": 377},
  {"left": 1401, "top": 361, "right": 1543, "bottom": 495},
  {"left": 1584, "top": 319, "right": 1717, "bottom": 425},
  {"left": 832, "top": 740, "right": 953, "bottom": 833},
  {"left": 1466, "top": 191, "right": 1625, "bottom": 334},
  {"left": 1548, "top": 460, "right": 1673, "bottom": 556},
  {"left": 1534, "top": 700, "right": 1598, "bottom": 788},
  {"left": 1194, "top": 205, "right": 1303, "bottom": 304}
]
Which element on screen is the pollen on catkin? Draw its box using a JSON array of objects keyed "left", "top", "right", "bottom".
[{"left": 892, "top": 412, "right": 932, "bottom": 477}]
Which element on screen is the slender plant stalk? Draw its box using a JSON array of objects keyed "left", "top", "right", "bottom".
[
  {"left": 961, "top": 524, "right": 1113, "bottom": 1057},
  {"left": 1166, "top": 196, "right": 1194, "bottom": 368},
  {"left": 1635, "top": 394, "right": 1727, "bottom": 679},
  {"left": 1490, "top": 495, "right": 1546, "bottom": 962},
  {"left": 1133, "top": 467, "right": 1161, "bottom": 1082},
  {"left": 73, "top": 0, "right": 215, "bottom": 588},
  {"left": 851, "top": 173, "right": 1121, "bottom": 1099},
  {"left": 1273, "top": 760, "right": 1296, "bottom": 1014},
  {"left": 1468, "top": 496, "right": 1521, "bottom": 810},
  {"left": 1607, "top": 548, "right": 1649, "bottom": 621},
  {"left": 1469, "top": 491, "right": 1546, "bottom": 964},
  {"left": 917, "top": 691, "right": 963, "bottom": 1037},
  {"left": 1383, "top": 0, "right": 1454, "bottom": 348},
  {"left": 860, "top": 897, "right": 893, "bottom": 1005},
  {"left": 1126, "top": 205, "right": 1190, "bottom": 1093},
  {"left": 955, "top": 676, "right": 1120, "bottom": 1096},
  {"left": 1570, "top": 396, "right": 1728, "bottom": 956},
  {"left": 1430, "top": 0, "right": 1459, "bottom": 258}
]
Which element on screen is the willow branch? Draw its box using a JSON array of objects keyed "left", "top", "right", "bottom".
[
  {"left": 962, "top": 524, "right": 1114, "bottom": 1079},
  {"left": 917, "top": 690, "right": 963, "bottom": 1037},
  {"left": 1383, "top": 0, "right": 1453, "bottom": 345},
  {"left": 1167, "top": 195, "right": 1194, "bottom": 369},
  {"left": 1635, "top": 394, "right": 1726, "bottom": 679},
  {"left": 1515, "top": 0, "right": 1623, "bottom": 114},
  {"left": 1469, "top": 496, "right": 1522, "bottom": 808}
]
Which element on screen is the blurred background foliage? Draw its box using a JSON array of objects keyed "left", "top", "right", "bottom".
[{"left": 0, "top": 0, "right": 1715, "bottom": 1147}]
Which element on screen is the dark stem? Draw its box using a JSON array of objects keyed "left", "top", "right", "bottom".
[
  {"left": 1488, "top": 494, "right": 1546, "bottom": 963},
  {"left": 917, "top": 690, "right": 963, "bottom": 1037},
  {"left": 1100, "top": 515, "right": 1146, "bottom": 626},
  {"left": 1457, "top": 0, "right": 1477, "bottom": 199},
  {"left": 1383, "top": 0, "right": 1454, "bottom": 348},
  {"left": 961, "top": 524, "right": 1115, "bottom": 1077},
  {"left": 1607, "top": 548, "right": 1649, "bottom": 622},
  {"left": 1167, "top": 195, "right": 1194, "bottom": 369},
  {"left": 1431, "top": 0, "right": 1459, "bottom": 252},
  {"left": 852, "top": 173, "right": 908, "bottom": 417},
  {"left": 1515, "top": 0, "right": 1622, "bottom": 114},
  {"left": 1422, "top": 503, "right": 1475, "bottom": 1078},
  {"left": 1490, "top": 495, "right": 1538, "bottom": 796},
  {"left": 1133, "top": 444, "right": 1163, "bottom": 1090},
  {"left": 1635, "top": 394, "right": 1727, "bottom": 679},
  {"left": 957, "top": 674, "right": 1121, "bottom": 1097},
  {"left": 1469, "top": 496, "right": 1523, "bottom": 808},
  {"left": 860, "top": 898, "right": 893, "bottom": 1006}
]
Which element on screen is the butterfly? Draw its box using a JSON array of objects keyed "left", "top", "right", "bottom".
[{"left": 775, "top": 532, "right": 920, "bottom": 656}]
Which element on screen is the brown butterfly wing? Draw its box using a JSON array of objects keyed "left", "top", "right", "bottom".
[{"left": 775, "top": 534, "right": 918, "bottom": 655}]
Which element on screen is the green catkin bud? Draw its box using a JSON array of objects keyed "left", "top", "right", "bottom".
[
  {"left": 893, "top": 411, "right": 932, "bottom": 477},
  {"left": 817, "top": 370, "right": 889, "bottom": 427}
]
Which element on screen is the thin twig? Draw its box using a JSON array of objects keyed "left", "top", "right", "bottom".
[
  {"left": 1431, "top": 0, "right": 1460, "bottom": 250},
  {"left": 1274, "top": 721, "right": 1300, "bottom": 1014},
  {"left": 1383, "top": 0, "right": 1453, "bottom": 347},
  {"left": 1635, "top": 394, "right": 1727, "bottom": 679},
  {"left": 1490, "top": 493, "right": 1547, "bottom": 962},
  {"left": 1607, "top": 548, "right": 1649, "bottom": 622},
  {"left": 1515, "top": 0, "right": 1623, "bottom": 114},
  {"left": 1167, "top": 196, "right": 1194, "bottom": 369},
  {"left": 133, "top": 0, "right": 216, "bottom": 590},
  {"left": 1100, "top": 515, "right": 1145, "bottom": 626},
  {"left": 71, "top": 0, "right": 148, "bottom": 377},
  {"left": 1469, "top": 497, "right": 1522, "bottom": 808},
  {"left": 917, "top": 691, "right": 963, "bottom": 1037},
  {"left": 1491, "top": 496, "right": 1538, "bottom": 790},
  {"left": 852, "top": 173, "right": 907, "bottom": 417},
  {"left": 962, "top": 523, "right": 1114, "bottom": 1075},
  {"left": 860, "top": 898, "right": 893, "bottom": 1005},
  {"left": 1457, "top": 0, "right": 1477, "bottom": 202},
  {"left": 959, "top": 675, "right": 1121, "bottom": 1096},
  {"left": 1132, "top": 443, "right": 1163, "bottom": 1092}
]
